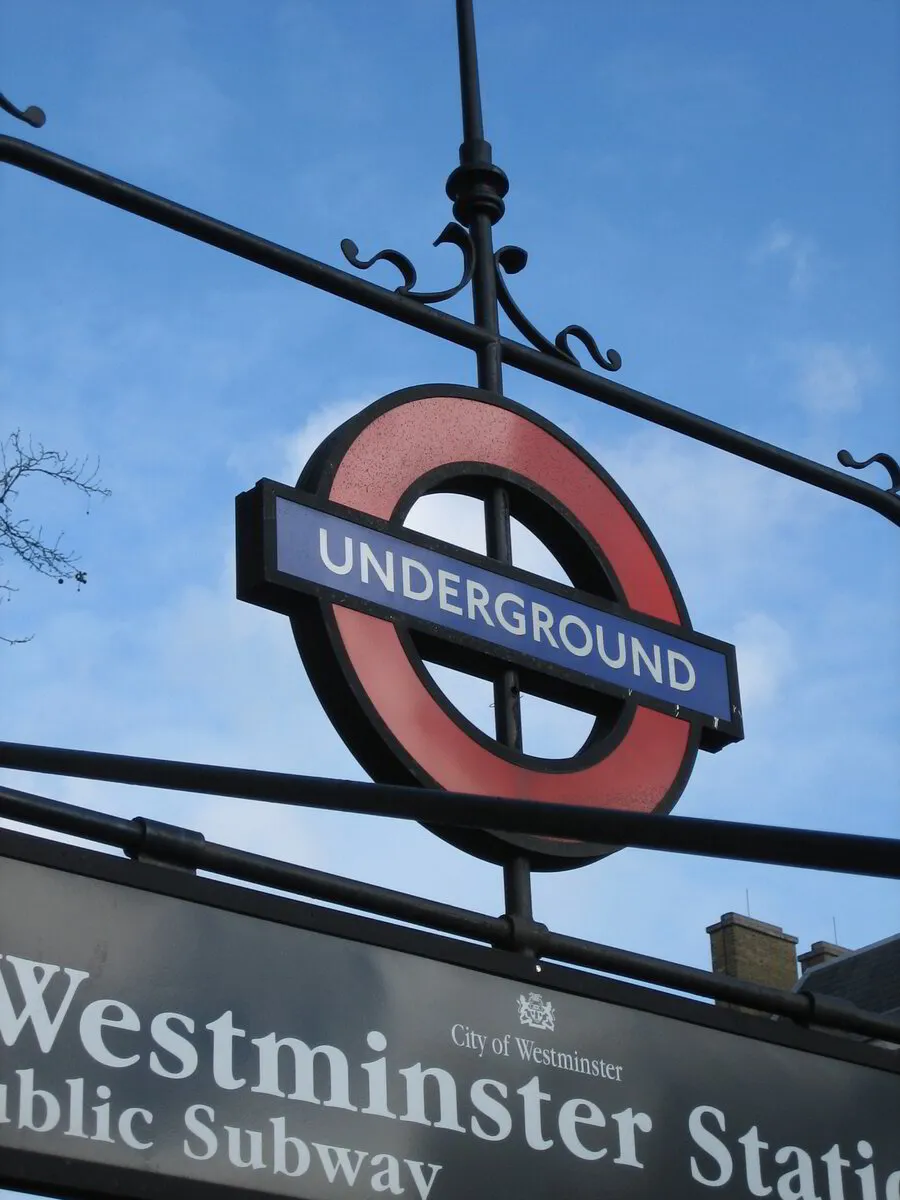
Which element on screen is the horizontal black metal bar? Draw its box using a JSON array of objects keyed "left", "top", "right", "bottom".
[
  {"left": 3, "top": 135, "right": 898, "bottom": 527},
  {"left": 499, "top": 339, "right": 900, "bottom": 526},
  {"left": 0, "top": 136, "right": 491, "bottom": 354},
  {"left": 3, "top": 783, "right": 899, "bottom": 1044},
  {"left": 1, "top": 739, "right": 898, "bottom": 878},
  {"left": 0, "top": 782, "right": 138, "bottom": 845},
  {"left": 542, "top": 930, "right": 900, "bottom": 1044},
  {"left": 0, "top": 784, "right": 503, "bottom": 943}
]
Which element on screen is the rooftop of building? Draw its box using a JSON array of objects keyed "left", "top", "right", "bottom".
[{"left": 795, "top": 931, "right": 900, "bottom": 1017}]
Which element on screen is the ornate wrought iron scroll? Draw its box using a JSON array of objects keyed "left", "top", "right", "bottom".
[
  {"left": 340, "top": 221, "right": 474, "bottom": 305},
  {"left": 494, "top": 244, "right": 622, "bottom": 372}
]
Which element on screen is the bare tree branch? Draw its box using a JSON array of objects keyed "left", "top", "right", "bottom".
[
  {"left": 0, "top": 582, "right": 33, "bottom": 645},
  {"left": 1, "top": 430, "right": 111, "bottom": 643}
]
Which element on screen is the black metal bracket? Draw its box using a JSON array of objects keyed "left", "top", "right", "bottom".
[
  {"left": 340, "top": 221, "right": 474, "bottom": 305},
  {"left": 496, "top": 913, "right": 550, "bottom": 957},
  {"left": 446, "top": 155, "right": 509, "bottom": 226},
  {"left": 495, "top": 244, "right": 622, "bottom": 372},
  {"left": 128, "top": 816, "right": 206, "bottom": 872}
]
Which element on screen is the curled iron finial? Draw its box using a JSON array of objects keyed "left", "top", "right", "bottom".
[
  {"left": 494, "top": 245, "right": 622, "bottom": 372},
  {"left": 340, "top": 222, "right": 474, "bottom": 305},
  {"left": 0, "top": 91, "right": 46, "bottom": 128},
  {"left": 837, "top": 449, "right": 900, "bottom": 495}
]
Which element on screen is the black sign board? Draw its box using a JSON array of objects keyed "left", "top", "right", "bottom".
[{"left": 1, "top": 830, "right": 897, "bottom": 1200}]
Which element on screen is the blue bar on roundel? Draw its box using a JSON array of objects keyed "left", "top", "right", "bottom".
[{"left": 275, "top": 496, "right": 733, "bottom": 724}]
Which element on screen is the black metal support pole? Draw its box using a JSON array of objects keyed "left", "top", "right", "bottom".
[
  {"left": 503, "top": 853, "right": 536, "bottom": 951},
  {"left": 452, "top": 0, "right": 521, "bottom": 752},
  {"left": 453, "top": 0, "right": 532, "bottom": 925}
]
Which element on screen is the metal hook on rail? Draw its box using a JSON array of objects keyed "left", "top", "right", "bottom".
[
  {"left": 837, "top": 449, "right": 900, "bottom": 495},
  {"left": 0, "top": 90, "right": 45, "bottom": 128}
]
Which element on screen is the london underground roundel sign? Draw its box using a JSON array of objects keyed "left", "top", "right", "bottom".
[{"left": 236, "top": 384, "right": 742, "bottom": 868}]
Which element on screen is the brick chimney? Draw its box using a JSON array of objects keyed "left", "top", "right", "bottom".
[
  {"left": 707, "top": 913, "right": 798, "bottom": 997},
  {"left": 798, "top": 940, "right": 848, "bottom": 974}
]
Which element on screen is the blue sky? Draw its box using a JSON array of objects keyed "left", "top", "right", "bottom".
[{"left": 2, "top": 0, "right": 898, "bottom": 1097}]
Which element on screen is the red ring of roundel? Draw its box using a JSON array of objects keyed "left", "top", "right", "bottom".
[{"left": 320, "top": 387, "right": 696, "bottom": 820}]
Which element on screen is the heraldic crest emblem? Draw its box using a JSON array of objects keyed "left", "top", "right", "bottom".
[{"left": 517, "top": 991, "right": 556, "bottom": 1031}]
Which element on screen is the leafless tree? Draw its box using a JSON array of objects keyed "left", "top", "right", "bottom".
[{"left": 1, "top": 430, "right": 111, "bottom": 644}]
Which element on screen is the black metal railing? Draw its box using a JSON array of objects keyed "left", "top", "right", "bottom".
[
  {"left": 2, "top": 774, "right": 898, "bottom": 1045},
  {"left": 1, "top": 133, "right": 896, "bottom": 529}
]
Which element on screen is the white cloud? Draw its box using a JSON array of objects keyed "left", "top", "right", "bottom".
[
  {"left": 74, "top": 9, "right": 239, "bottom": 182},
  {"left": 751, "top": 220, "right": 818, "bottom": 294},
  {"left": 588, "top": 425, "right": 816, "bottom": 620},
  {"left": 730, "top": 612, "right": 794, "bottom": 708},
  {"left": 786, "top": 341, "right": 879, "bottom": 418},
  {"left": 279, "top": 396, "right": 377, "bottom": 484}
]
